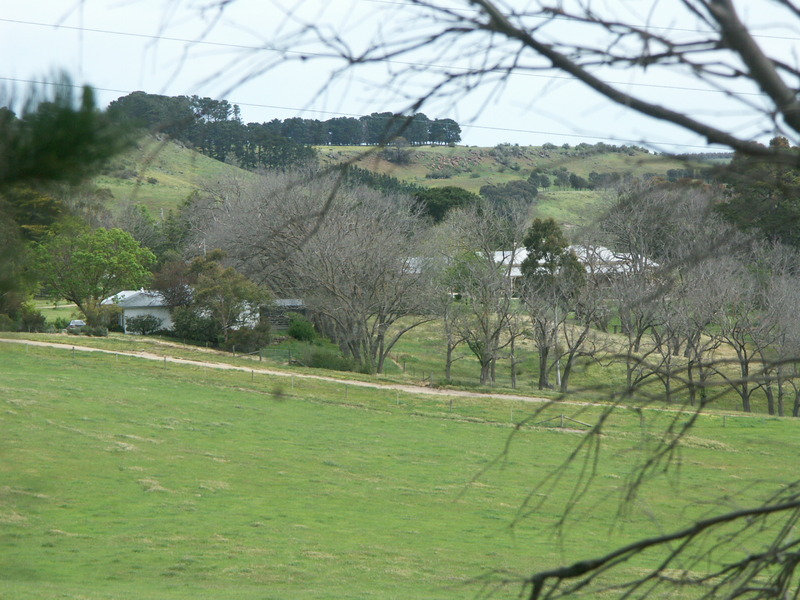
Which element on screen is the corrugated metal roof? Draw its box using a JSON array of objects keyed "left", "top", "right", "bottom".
[
  {"left": 274, "top": 299, "right": 305, "bottom": 308},
  {"left": 102, "top": 289, "right": 168, "bottom": 308}
]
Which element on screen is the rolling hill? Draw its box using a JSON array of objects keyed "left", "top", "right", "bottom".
[{"left": 95, "top": 136, "right": 720, "bottom": 227}]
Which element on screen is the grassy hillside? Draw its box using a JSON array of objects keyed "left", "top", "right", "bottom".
[
  {"left": 1, "top": 338, "right": 797, "bottom": 599},
  {"left": 93, "top": 136, "right": 254, "bottom": 216},
  {"left": 318, "top": 144, "right": 710, "bottom": 227},
  {"left": 93, "top": 138, "right": 702, "bottom": 227}
]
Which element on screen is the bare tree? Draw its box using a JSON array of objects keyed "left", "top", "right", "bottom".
[
  {"left": 766, "top": 269, "right": 800, "bottom": 416},
  {"left": 749, "top": 244, "right": 800, "bottom": 416},
  {"left": 441, "top": 200, "right": 529, "bottom": 385},
  {"left": 195, "top": 169, "right": 438, "bottom": 373}
]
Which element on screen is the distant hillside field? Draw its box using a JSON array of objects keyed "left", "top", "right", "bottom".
[
  {"left": 94, "top": 137, "right": 717, "bottom": 227},
  {"left": 93, "top": 136, "right": 254, "bottom": 215},
  {"left": 316, "top": 143, "right": 695, "bottom": 192}
]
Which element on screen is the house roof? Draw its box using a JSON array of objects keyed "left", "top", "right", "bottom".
[
  {"left": 491, "top": 245, "right": 658, "bottom": 275},
  {"left": 273, "top": 299, "right": 305, "bottom": 308},
  {"left": 102, "top": 289, "right": 168, "bottom": 308}
]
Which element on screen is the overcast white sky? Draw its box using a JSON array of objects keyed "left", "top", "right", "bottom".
[{"left": 1, "top": 1, "right": 797, "bottom": 151}]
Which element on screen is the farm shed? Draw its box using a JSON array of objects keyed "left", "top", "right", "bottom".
[
  {"left": 263, "top": 299, "right": 306, "bottom": 329},
  {"left": 102, "top": 289, "right": 172, "bottom": 334}
]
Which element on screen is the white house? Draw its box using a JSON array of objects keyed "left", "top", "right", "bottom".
[
  {"left": 493, "top": 245, "right": 658, "bottom": 281},
  {"left": 102, "top": 289, "right": 172, "bottom": 334}
]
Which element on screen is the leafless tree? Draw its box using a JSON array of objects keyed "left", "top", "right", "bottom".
[
  {"left": 748, "top": 244, "right": 800, "bottom": 416},
  {"left": 707, "top": 250, "right": 776, "bottom": 413},
  {"left": 194, "top": 169, "right": 438, "bottom": 373},
  {"left": 766, "top": 270, "right": 800, "bottom": 416},
  {"left": 440, "top": 200, "right": 529, "bottom": 385},
  {"left": 520, "top": 273, "right": 567, "bottom": 390}
]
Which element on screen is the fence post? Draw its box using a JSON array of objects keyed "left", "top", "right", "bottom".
[{"left": 164, "top": 356, "right": 167, "bottom": 370}]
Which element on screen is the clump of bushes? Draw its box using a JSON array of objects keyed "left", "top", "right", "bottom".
[
  {"left": 125, "top": 314, "right": 164, "bottom": 336},
  {"left": 52, "top": 317, "right": 71, "bottom": 330},
  {"left": 302, "top": 344, "right": 357, "bottom": 372},
  {"left": 220, "top": 321, "right": 271, "bottom": 354},
  {"left": 287, "top": 313, "right": 316, "bottom": 342},
  {"left": 67, "top": 325, "right": 108, "bottom": 337},
  {"left": 426, "top": 165, "right": 460, "bottom": 179},
  {"left": 0, "top": 304, "right": 47, "bottom": 333},
  {"left": 0, "top": 314, "right": 15, "bottom": 332},
  {"left": 171, "top": 306, "right": 221, "bottom": 345}
]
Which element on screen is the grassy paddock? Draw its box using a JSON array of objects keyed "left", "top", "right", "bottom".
[{"left": 1, "top": 341, "right": 798, "bottom": 599}]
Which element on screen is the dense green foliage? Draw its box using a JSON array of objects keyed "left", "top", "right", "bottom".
[
  {"left": 415, "top": 185, "right": 480, "bottom": 221},
  {"left": 107, "top": 93, "right": 462, "bottom": 172},
  {"left": 287, "top": 313, "right": 317, "bottom": 342},
  {"left": 35, "top": 228, "right": 156, "bottom": 326},
  {"left": 153, "top": 252, "right": 268, "bottom": 346},
  {"left": 716, "top": 136, "right": 800, "bottom": 248},
  {"left": 0, "top": 83, "right": 132, "bottom": 321},
  {"left": 124, "top": 313, "right": 163, "bottom": 335},
  {"left": 341, "top": 165, "right": 422, "bottom": 196}
]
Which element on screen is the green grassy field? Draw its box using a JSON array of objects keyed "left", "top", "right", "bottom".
[
  {"left": 94, "top": 137, "right": 255, "bottom": 215},
  {"left": 1, "top": 339, "right": 797, "bottom": 599}
]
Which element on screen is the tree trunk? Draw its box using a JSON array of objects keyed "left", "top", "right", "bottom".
[
  {"left": 538, "top": 347, "right": 550, "bottom": 390},
  {"left": 445, "top": 343, "right": 454, "bottom": 381},
  {"left": 764, "top": 384, "right": 776, "bottom": 416},
  {"left": 480, "top": 359, "right": 492, "bottom": 385},
  {"left": 510, "top": 338, "right": 517, "bottom": 390},
  {"left": 793, "top": 387, "right": 800, "bottom": 418},
  {"left": 560, "top": 354, "right": 575, "bottom": 393}
]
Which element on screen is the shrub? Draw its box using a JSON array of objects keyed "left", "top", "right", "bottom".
[
  {"left": 426, "top": 165, "right": 459, "bottom": 179},
  {"left": 20, "top": 305, "right": 46, "bottom": 332},
  {"left": 221, "top": 321, "right": 271, "bottom": 353},
  {"left": 125, "top": 314, "right": 164, "bottom": 335},
  {"left": 171, "top": 306, "right": 221, "bottom": 345},
  {"left": 303, "top": 346, "right": 356, "bottom": 372},
  {"left": 84, "top": 326, "right": 108, "bottom": 337},
  {"left": 52, "top": 317, "right": 71, "bottom": 330},
  {"left": 0, "top": 314, "right": 15, "bottom": 332},
  {"left": 287, "top": 313, "right": 316, "bottom": 342}
]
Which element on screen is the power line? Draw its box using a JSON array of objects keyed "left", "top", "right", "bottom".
[
  {"left": 0, "top": 75, "right": 724, "bottom": 150},
  {"left": 0, "top": 16, "right": 766, "bottom": 97}
]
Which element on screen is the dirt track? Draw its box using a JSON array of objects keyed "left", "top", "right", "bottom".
[{"left": 0, "top": 337, "right": 556, "bottom": 405}]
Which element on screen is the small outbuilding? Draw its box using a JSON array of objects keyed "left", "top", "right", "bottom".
[
  {"left": 263, "top": 299, "right": 306, "bottom": 330},
  {"left": 102, "top": 289, "right": 172, "bottom": 334}
]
